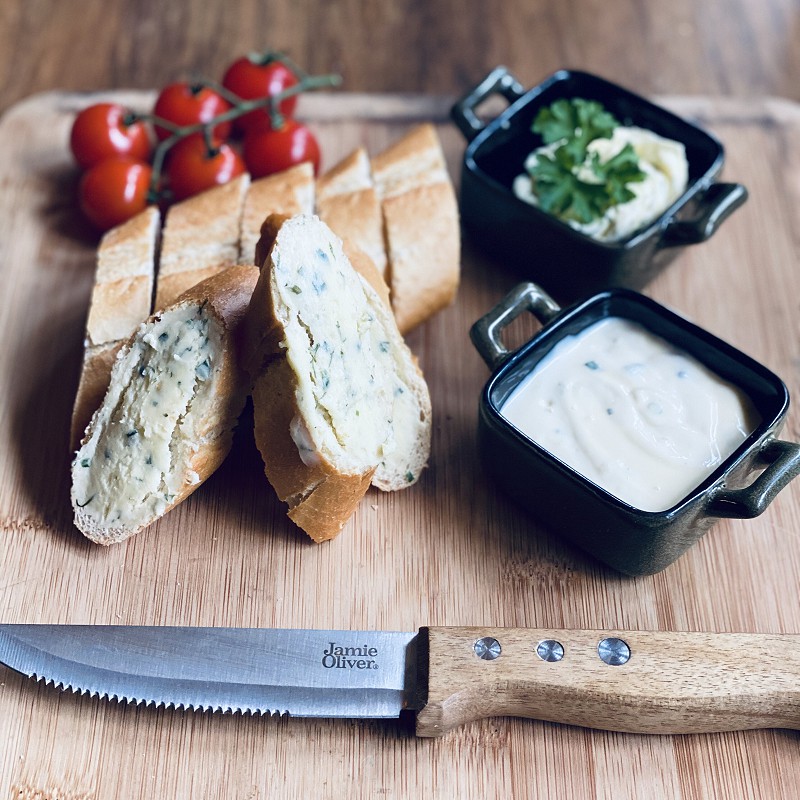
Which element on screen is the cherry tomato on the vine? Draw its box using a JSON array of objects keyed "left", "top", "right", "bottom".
[
  {"left": 152, "top": 83, "right": 232, "bottom": 142},
  {"left": 70, "top": 103, "right": 152, "bottom": 169},
  {"left": 222, "top": 56, "right": 299, "bottom": 134},
  {"left": 242, "top": 120, "right": 320, "bottom": 179},
  {"left": 165, "top": 133, "right": 246, "bottom": 201},
  {"left": 78, "top": 157, "right": 153, "bottom": 232}
]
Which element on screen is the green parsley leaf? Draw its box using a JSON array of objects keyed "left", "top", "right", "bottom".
[{"left": 527, "top": 98, "right": 647, "bottom": 225}]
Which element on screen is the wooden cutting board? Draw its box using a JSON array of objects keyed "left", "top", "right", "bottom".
[{"left": 1, "top": 90, "right": 800, "bottom": 800}]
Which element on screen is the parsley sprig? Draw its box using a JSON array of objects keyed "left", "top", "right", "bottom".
[{"left": 527, "top": 98, "right": 646, "bottom": 225}]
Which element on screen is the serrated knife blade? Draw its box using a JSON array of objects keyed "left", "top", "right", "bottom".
[
  {"left": 0, "top": 625, "right": 417, "bottom": 718},
  {"left": 3, "top": 624, "right": 800, "bottom": 736}
]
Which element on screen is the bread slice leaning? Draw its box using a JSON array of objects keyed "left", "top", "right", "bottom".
[
  {"left": 244, "top": 214, "right": 432, "bottom": 542},
  {"left": 72, "top": 265, "right": 259, "bottom": 544}
]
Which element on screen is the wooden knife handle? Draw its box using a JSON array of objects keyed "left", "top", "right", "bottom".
[{"left": 415, "top": 627, "right": 800, "bottom": 737}]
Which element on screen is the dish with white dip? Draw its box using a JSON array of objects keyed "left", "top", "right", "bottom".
[
  {"left": 499, "top": 317, "right": 759, "bottom": 512},
  {"left": 472, "top": 281, "right": 800, "bottom": 574}
]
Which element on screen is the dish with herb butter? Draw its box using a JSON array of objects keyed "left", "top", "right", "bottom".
[
  {"left": 500, "top": 317, "right": 759, "bottom": 512},
  {"left": 512, "top": 98, "right": 689, "bottom": 242}
]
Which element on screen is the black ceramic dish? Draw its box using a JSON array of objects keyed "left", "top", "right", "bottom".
[
  {"left": 471, "top": 282, "right": 800, "bottom": 576},
  {"left": 452, "top": 67, "right": 748, "bottom": 304}
]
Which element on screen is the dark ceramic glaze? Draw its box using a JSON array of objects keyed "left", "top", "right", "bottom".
[
  {"left": 471, "top": 282, "right": 800, "bottom": 575},
  {"left": 452, "top": 67, "right": 748, "bottom": 304}
]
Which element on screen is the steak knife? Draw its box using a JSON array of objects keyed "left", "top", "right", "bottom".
[{"left": 1, "top": 624, "right": 799, "bottom": 736}]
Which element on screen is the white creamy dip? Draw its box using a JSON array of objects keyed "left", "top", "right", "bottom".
[
  {"left": 500, "top": 318, "right": 758, "bottom": 512},
  {"left": 513, "top": 126, "right": 689, "bottom": 241}
]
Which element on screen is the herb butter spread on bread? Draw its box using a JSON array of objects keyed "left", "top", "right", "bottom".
[
  {"left": 72, "top": 265, "right": 258, "bottom": 544},
  {"left": 245, "top": 214, "right": 432, "bottom": 542}
]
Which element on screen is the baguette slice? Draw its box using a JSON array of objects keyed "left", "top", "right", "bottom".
[
  {"left": 244, "top": 214, "right": 432, "bottom": 542},
  {"left": 239, "top": 162, "right": 315, "bottom": 265},
  {"left": 72, "top": 265, "right": 259, "bottom": 544},
  {"left": 70, "top": 206, "right": 160, "bottom": 450},
  {"left": 155, "top": 174, "right": 251, "bottom": 310},
  {"left": 316, "top": 148, "right": 387, "bottom": 281},
  {"left": 371, "top": 123, "right": 460, "bottom": 334}
]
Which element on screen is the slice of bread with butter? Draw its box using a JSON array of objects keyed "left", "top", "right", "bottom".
[
  {"left": 243, "top": 214, "right": 432, "bottom": 542},
  {"left": 72, "top": 265, "right": 258, "bottom": 544}
]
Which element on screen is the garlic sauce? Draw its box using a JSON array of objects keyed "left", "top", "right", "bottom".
[{"left": 500, "top": 318, "right": 759, "bottom": 512}]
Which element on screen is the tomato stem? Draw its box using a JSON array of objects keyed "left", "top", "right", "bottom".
[
  {"left": 142, "top": 69, "right": 341, "bottom": 203},
  {"left": 244, "top": 49, "right": 308, "bottom": 79},
  {"left": 121, "top": 110, "right": 140, "bottom": 128}
]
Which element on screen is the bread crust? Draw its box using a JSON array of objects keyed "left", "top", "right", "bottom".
[
  {"left": 371, "top": 124, "right": 461, "bottom": 334},
  {"left": 155, "top": 174, "right": 250, "bottom": 310},
  {"left": 382, "top": 182, "right": 460, "bottom": 333},
  {"left": 252, "top": 360, "right": 375, "bottom": 543},
  {"left": 86, "top": 207, "right": 159, "bottom": 346},
  {"left": 239, "top": 163, "right": 314, "bottom": 265},
  {"left": 344, "top": 243, "right": 392, "bottom": 310},
  {"left": 70, "top": 342, "right": 122, "bottom": 452},
  {"left": 72, "top": 207, "right": 159, "bottom": 451},
  {"left": 73, "top": 265, "right": 259, "bottom": 544},
  {"left": 317, "top": 148, "right": 387, "bottom": 280}
]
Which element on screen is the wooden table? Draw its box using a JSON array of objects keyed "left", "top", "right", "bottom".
[
  {"left": 2, "top": 86, "right": 800, "bottom": 800},
  {"left": 2, "top": 0, "right": 799, "bottom": 111},
  {"left": 3, "top": 3, "right": 800, "bottom": 798}
]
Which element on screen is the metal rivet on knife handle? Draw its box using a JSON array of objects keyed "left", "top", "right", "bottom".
[
  {"left": 474, "top": 636, "right": 502, "bottom": 660},
  {"left": 597, "top": 636, "right": 631, "bottom": 666},
  {"left": 536, "top": 639, "right": 564, "bottom": 662}
]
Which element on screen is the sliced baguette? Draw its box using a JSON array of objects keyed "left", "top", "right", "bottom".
[
  {"left": 371, "top": 123, "right": 460, "bottom": 334},
  {"left": 72, "top": 265, "right": 259, "bottom": 544},
  {"left": 155, "top": 174, "right": 251, "bottom": 310},
  {"left": 70, "top": 207, "right": 160, "bottom": 450},
  {"left": 316, "top": 148, "right": 387, "bottom": 281},
  {"left": 244, "top": 214, "right": 432, "bottom": 542},
  {"left": 238, "top": 162, "right": 315, "bottom": 265}
]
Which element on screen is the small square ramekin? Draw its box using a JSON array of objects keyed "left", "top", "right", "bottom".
[
  {"left": 452, "top": 67, "right": 748, "bottom": 304},
  {"left": 471, "top": 282, "right": 800, "bottom": 575}
]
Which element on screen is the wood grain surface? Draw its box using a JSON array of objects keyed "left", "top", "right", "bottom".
[
  {"left": 2, "top": 89, "right": 800, "bottom": 799},
  {"left": 2, "top": 0, "right": 800, "bottom": 112}
]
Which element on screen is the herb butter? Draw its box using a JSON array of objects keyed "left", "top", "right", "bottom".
[
  {"left": 272, "top": 229, "right": 426, "bottom": 486},
  {"left": 512, "top": 97, "right": 689, "bottom": 241},
  {"left": 72, "top": 302, "right": 221, "bottom": 530}
]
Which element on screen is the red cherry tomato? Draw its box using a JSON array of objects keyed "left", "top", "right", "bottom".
[
  {"left": 242, "top": 120, "right": 320, "bottom": 179},
  {"left": 78, "top": 157, "right": 153, "bottom": 232},
  {"left": 222, "top": 56, "right": 299, "bottom": 134},
  {"left": 70, "top": 103, "right": 151, "bottom": 169},
  {"left": 152, "top": 83, "right": 232, "bottom": 142},
  {"left": 165, "top": 133, "right": 246, "bottom": 201}
]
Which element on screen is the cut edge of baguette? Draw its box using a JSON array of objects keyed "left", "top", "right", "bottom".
[
  {"left": 244, "top": 214, "right": 432, "bottom": 542},
  {"left": 72, "top": 264, "right": 259, "bottom": 545}
]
